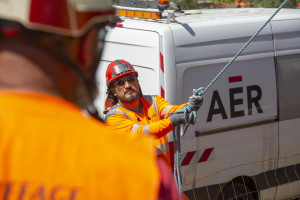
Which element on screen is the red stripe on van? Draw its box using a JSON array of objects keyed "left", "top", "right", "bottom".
[
  {"left": 182, "top": 151, "right": 196, "bottom": 166},
  {"left": 160, "top": 53, "right": 164, "bottom": 73},
  {"left": 161, "top": 87, "right": 165, "bottom": 98},
  {"left": 114, "top": 24, "right": 123, "bottom": 27},
  {"left": 229, "top": 76, "right": 242, "bottom": 83},
  {"left": 199, "top": 148, "right": 214, "bottom": 163}
]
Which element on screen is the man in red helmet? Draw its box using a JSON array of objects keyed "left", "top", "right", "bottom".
[
  {"left": 0, "top": 1, "right": 179, "bottom": 199},
  {"left": 105, "top": 60, "right": 203, "bottom": 170}
]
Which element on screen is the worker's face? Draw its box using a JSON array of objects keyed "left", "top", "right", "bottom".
[{"left": 111, "top": 75, "right": 141, "bottom": 104}]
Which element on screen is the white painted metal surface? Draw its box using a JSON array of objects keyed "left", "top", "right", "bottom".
[{"left": 95, "top": 27, "right": 160, "bottom": 118}]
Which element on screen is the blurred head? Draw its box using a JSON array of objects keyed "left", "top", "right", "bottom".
[
  {"left": 106, "top": 60, "right": 142, "bottom": 105},
  {"left": 0, "top": 0, "right": 115, "bottom": 110}
]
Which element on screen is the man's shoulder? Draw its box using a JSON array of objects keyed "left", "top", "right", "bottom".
[
  {"left": 105, "top": 105, "right": 119, "bottom": 119},
  {"left": 142, "top": 95, "right": 154, "bottom": 103},
  {"left": 104, "top": 105, "right": 131, "bottom": 122},
  {"left": 141, "top": 95, "right": 160, "bottom": 106},
  {"left": 141, "top": 95, "right": 168, "bottom": 107}
]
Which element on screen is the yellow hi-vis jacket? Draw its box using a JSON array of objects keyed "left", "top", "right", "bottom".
[
  {"left": 0, "top": 91, "right": 160, "bottom": 200},
  {"left": 105, "top": 95, "right": 186, "bottom": 169}
]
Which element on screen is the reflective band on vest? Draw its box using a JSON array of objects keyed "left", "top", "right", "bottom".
[
  {"left": 142, "top": 124, "right": 150, "bottom": 135},
  {"left": 156, "top": 142, "right": 169, "bottom": 155},
  {"left": 161, "top": 105, "right": 174, "bottom": 118},
  {"left": 144, "top": 96, "right": 161, "bottom": 120},
  {"left": 131, "top": 123, "right": 141, "bottom": 134},
  {"left": 131, "top": 123, "right": 151, "bottom": 135},
  {"left": 144, "top": 96, "right": 176, "bottom": 118},
  {"left": 116, "top": 109, "right": 132, "bottom": 120}
]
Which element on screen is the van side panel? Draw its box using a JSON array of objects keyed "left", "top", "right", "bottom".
[
  {"left": 178, "top": 58, "right": 277, "bottom": 133},
  {"left": 178, "top": 57, "right": 278, "bottom": 198},
  {"left": 172, "top": 18, "right": 278, "bottom": 199},
  {"left": 171, "top": 19, "right": 277, "bottom": 135},
  {"left": 171, "top": 21, "right": 274, "bottom": 64}
]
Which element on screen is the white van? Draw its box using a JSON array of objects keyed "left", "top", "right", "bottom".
[{"left": 95, "top": 7, "right": 300, "bottom": 200}]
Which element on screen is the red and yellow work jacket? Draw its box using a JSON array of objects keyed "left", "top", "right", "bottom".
[
  {"left": 0, "top": 91, "right": 160, "bottom": 200},
  {"left": 105, "top": 95, "right": 186, "bottom": 169}
]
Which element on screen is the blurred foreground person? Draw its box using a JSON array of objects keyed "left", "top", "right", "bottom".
[{"left": 0, "top": 0, "right": 178, "bottom": 199}]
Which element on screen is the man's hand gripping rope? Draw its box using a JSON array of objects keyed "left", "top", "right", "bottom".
[
  {"left": 170, "top": 87, "right": 204, "bottom": 133},
  {"left": 171, "top": 87, "right": 204, "bottom": 197}
]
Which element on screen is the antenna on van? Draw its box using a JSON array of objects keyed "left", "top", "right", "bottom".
[
  {"left": 166, "top": 1, "right": 183, "bottom": 23},
  {"left": 166, "top": 11, "right": 176, "bottom": 23}
]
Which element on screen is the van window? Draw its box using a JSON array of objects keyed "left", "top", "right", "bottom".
[{"left": 277, "top": 54, "right": 300, "bottom": 120}]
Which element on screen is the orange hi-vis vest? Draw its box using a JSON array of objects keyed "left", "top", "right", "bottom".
[
  {"left": 0, "top": 91, "right": 159, "bottom": 200},
  {"left": 105, "top": 95, "right": 186, "bottom": 169}
]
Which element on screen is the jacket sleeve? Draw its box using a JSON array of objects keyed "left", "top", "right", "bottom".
[
  {"left": 106, "top": 113, "right": 174, "bottom": 139},
  {"left": 155, "top": 95, "right": 187, "bottom": 119},
  {"left": 105, "top": 96, "right": 187, "bottom": 139}
]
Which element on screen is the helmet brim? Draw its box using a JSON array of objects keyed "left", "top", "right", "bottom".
[{"left": 107, "top": 71, "right": 138, "bottom": 87}]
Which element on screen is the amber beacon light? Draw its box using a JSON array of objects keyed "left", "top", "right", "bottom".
[{"left": 116, "top": 8, "right": 162, "bottom": 19}]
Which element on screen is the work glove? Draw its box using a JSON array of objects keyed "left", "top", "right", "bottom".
[
  {"left": 170, "top": 112, "right": 186, "bottom": 127},
  {"left": 187, "top": 95, "right": 203, "bottom": 111},
  {"left": 170, "top": 107, "right": 197, "bottom": 127}
]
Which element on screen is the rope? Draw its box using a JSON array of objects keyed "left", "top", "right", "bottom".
[
  {"left": 172, "top": 0, "right": 289, "bottom": 196},
  {"left": 173, "top": 88, "right": 203, "bottom": 196},
  {"left": 202, "top": 0, "right": 289, "bottom": 95}
]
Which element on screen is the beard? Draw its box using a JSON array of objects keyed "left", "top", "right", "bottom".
[{"left": 118, "top": 88, "right": 140, "bottom": 103}]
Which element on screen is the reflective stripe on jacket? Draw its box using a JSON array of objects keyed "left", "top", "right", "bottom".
[
  {"left": 0, "top": 91, "right": 160, "bottom": 200},
  {"left": 105, "top": 95, "right": 186, "bottom": 169}
]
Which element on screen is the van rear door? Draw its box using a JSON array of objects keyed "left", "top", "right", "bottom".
[{"left": 95, "top": 27, "right": 160, "bottom": 118}]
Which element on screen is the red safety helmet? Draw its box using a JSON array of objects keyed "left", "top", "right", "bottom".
[
  {"left": 106, "top": 60, "right": 138, "bottom": 87},
  {"left": 0, "top": 0, "right": 114, "bottom": 37}
]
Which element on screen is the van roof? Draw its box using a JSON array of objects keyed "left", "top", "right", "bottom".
[{"left": 115, "top": 8, "right": 300, "bottom": 31}]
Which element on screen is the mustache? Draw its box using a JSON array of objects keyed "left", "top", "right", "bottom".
[{"left": 124, "top": 88, "right": 135, "bottom": 94}]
